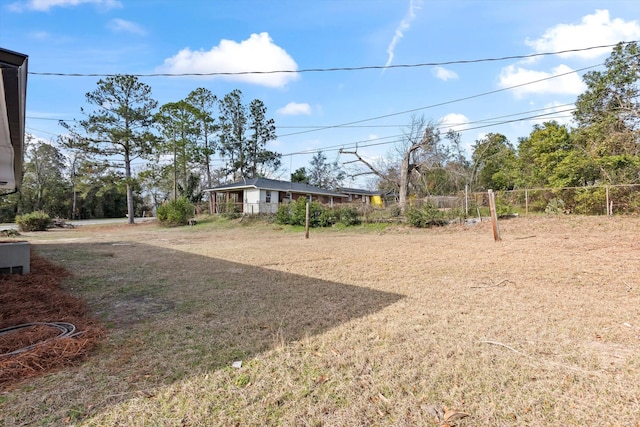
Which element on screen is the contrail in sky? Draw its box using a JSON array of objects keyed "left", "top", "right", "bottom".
[{"left": 385, "top": 0, "right": 423, "bottom": 69}]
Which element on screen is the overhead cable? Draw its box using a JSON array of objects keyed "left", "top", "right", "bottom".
[
  {"left": 277, "top": 64, "right": 598, "bottom": 137},
  {"left": 28, "top": 42, "right": 635, "bottom": 78}
]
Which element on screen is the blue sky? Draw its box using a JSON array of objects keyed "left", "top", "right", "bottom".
[{"left": 2, "top": 0, "right": 640, "bottom": 187}]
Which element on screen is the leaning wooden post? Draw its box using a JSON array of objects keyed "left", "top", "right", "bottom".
[
  {"left": 605, "top": 185, "right": 610, "bottom": 216},
  {"left": 488, "top": 189, "right": 501, "bottom": 241},
  {"left": 305, "top": 201, "right": 310, "bottom": 239}
]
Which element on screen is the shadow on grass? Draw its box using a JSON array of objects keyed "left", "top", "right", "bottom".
[{"left": 16, "top": 240, "right": 403, "bottom": 423}]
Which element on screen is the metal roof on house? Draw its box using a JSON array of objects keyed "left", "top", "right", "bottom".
[{"left": 205, "top": 178, "right": 349, "bottom": 198}]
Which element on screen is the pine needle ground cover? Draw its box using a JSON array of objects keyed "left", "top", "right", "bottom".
[{"left": 1, "top": 216, "right": 639, "bottom": 426}]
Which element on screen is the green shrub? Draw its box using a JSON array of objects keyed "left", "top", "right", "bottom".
[
  {"left": 545, "top": 198, "right": 566, "bottom": 215},
  {"left": 334, "top": 206, "right": 361, "bottom": 226},
  {"left": 317, "top": 208, "right": 337, "bottom": 227},
  {"left": 157, "top": 197, "right": 195, "bottom": 227},
  {"left": 572, "top": 187, "right": 606, "bottom": 215},
  {"left": 291, "top": 198, "right": 310, "bottom": 225},
  {"left": 275, "top": 199, "right": 360, "bottom": 228},
  {"left": 405, "top": 203, "right": 447, "bottom": 228},
  {"left": 495, "top": 198, "right": 513, "bottom": 217},
  {"left": 275, "top": 203, "right": 293, "bottom": 225},
  {"left": 218, "top": 202, "right": 242, "bottom": 219},
  {"left": 15, "top": 211, "right": 51, "bottom": 231},
  {"left": 276, "top": 198, "right": 321, "bottom": 226}
]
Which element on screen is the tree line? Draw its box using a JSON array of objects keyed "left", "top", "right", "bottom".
[
  {"left": 0, "top": 42, "right": 637, "bottom": 222},
  {"left": 1, "top": 81, "right": 281, "bottom": 222},
  {"left": 339, "top": 41, "right": 640, "bottom": 213}
]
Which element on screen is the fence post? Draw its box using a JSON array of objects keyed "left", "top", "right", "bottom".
[
  {"left": 606, "top": 186, "right": 610, "bottom": 215},
  {"left": 465, "top": 184, "right": 469, "bottom": 217},
  {"left": 305, "top": 201, "right": 310, "bottom": 239},
  {"left": 525, "top": 189, "right": 529, "bottom": 216},
  {"left": 488, "top": 190, "right": 501, "bottom": 241}
]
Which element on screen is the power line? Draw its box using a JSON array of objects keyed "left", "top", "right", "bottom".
[
  {"left": 28, "top": 103, "right": 577, "bottom": 159},
  {"left": 280, "top": 107, "right": 577, "bottom": 158},
  {"left": 28, "top": 42, "right": 633, "bottom": 78},
  {"left": 277, "top": 64, "right": 598, "bottom": 138}
]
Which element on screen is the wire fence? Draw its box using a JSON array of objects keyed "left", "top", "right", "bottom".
[{"left": 477, "top": 184, "right": 640, "bottom": 216}]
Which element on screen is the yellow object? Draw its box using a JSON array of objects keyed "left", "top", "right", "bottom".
[{"left": 371, "top": 195, "right": 383, "bottom": 207}]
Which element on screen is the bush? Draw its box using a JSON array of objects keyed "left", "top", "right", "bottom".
[
  {"left": 157, "top": 197, "right": 195, "bottom": 227},
  {"left": 275, "top": 203, "right": 293, "bottom": 225},
  {"left": 15, "top": 211, "right": 52, "bottom": 231},
  {"left": 334, "top": 206, "right": 361, "bottom": 226},
  {"left": 276, "top": 198, "right": 321, "bottom": 226},
  {"left": 406, "top": 203, "right": 447, "bottom": 228},
  {"left": 545, "top": 198, "right": 566, "bottom": 215},
  {"left": 218, "top": 202, "right": 242, "bottom": 219},
  {"left": 572, "top": 187, "right": 606, "bottom": 215},
  {"left": 275, "top": 199, "right": 361, "bottom": 228},
  {"left": 495, "top": 198, "right": 513, "bottom": 217},
  {"left": 317, "top": 208, "right": 337, "bottom": 227}
]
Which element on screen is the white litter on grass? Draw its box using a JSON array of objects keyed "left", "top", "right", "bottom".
[{"left": 232, "top": 361, "right": 242, "bottom": 368}]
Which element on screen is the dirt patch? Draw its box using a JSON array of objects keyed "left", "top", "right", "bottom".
[{"left": 0, "top": 250, "right": 104, "bottom": 390}]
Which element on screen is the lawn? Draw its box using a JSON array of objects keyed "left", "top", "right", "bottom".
[{"left": 1, "top": 215, "right": 639, "bottom": 426}]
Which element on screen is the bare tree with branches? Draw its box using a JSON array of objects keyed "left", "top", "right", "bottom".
[{"left": 341, "top": 116, "right": 439, "bottom": 214}]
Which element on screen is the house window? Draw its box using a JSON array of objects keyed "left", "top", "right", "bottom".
[
  {"left": 265, "top": 190, "right": 271, "bottom": 203},
  {"left": 307, "top": 194, "right": 312, "bottom": 202}
]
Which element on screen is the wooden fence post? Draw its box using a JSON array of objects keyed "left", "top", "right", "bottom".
[
  {"left": 525, "top": 188, "right": 529, "bottom": 216},
  {"left": 465, "top": 184, "right": 469, "bottom": 217},
  {"left": 305, "top": 201, "right": 310, "bottom": 239},
  {"left": 488, "top": 189, "right": 501, "bottom": 241}
]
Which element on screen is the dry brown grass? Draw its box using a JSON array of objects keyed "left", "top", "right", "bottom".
[{"left": 1, "top": 215, "right": 640, "bottom": 426}]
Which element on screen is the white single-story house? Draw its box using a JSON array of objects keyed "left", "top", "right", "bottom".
[{"left": 204, "top": 178, "right": 350, "bottom": 214}]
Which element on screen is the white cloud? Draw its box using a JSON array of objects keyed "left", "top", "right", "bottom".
[
  {"left": 439, "top": 113, "right": 470, "bottom": 132},
  {"left": 498, "top": 64, "right": 586, "bottom": 97},
  {"left": 432, "top": 66, "right": 458, "bottom": 81},
  {"left": 384, "top": 0, "right": 423, "bottom": 68},
  {"left": 526, "top": 10, "right": 640, "bottom": 59},
  {"left": 158, "top": 32, "right": 299, "bottom": 88},
  {"left": 277, "top": 102, "right": 311, "bottom": 116},
  {"left": 9, "top": 0, "right": 122, "bottom": 12},
  {"left": 107, "top": 18, "right": 146, "bottom": 35}
]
